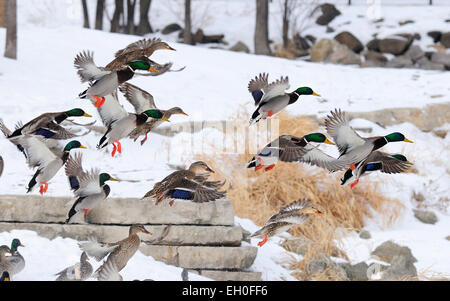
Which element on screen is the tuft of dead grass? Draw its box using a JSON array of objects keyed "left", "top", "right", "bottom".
[{"left": 195, "top": 107, "right": 406, "bottom": 280}]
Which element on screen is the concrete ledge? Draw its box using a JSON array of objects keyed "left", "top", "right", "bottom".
[
  {"left": 141, "top": 245, "right": 258, "bottom": 270},
  {"left": 197, "top": 270, "right": 262, "bottom": 281},
  {"left": 0, "top": 195, "right": 235, "bottom": 226},
  {"left": 0, "top": 222, "right": 243, "bottom": 246}
]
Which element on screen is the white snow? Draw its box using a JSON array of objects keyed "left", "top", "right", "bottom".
[{"left": 0, "top": 1, "right": 449, "bottom": 281}]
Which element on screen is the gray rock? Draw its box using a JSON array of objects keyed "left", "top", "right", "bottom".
[
  {"left": 326, "top": 44, "right": 361, "bottom": 65},
  {"left": 382, "top": 255, "right": 417, "bottom": 280},
  {"left": 386, "top": 56, "right": 414, "bottom": 68},
  {"left": 417, "top": 57, "right": 445, "bottom": 70},
  {"left": 310, "top": 38, "right": 338, "bottom": 62},
  {"left": 367, "top": 39, "right": 380, "bottom": 52},
  {"left": 282, "top": 237, "right": 315, "bottom": 256},
  {"left": 427, "top": 31, "right": 442, "bottom": 43},
  {"left": 413, "top": 209, "right": 438, "bottom": 225},
  {"left": 412, "top": 191, "right": 425, "bottom": 202},
  {"left": 161, "top": 23, "right": 182, "bottom": 35},
  {"left": 199, "top": 270, "right": 262, "bottom": 281},
  {"left": 339, "top": 262, "right": 369, "bottom": 281},
  {"left": 445, "top": 236, "right": 450, "bottom": 241},
  {"left": 141, "top": 245, "right": 258, "bottom": 270},
  {"left": 229, "top": 41, "right": 250, "bottom": 53},
  {"left": 362, "top": 50, "right": 388, "bottom": 65},
  {"left": 359, "top": 230, "right": 371, "bottom": 239},
  {"left": 306, "top": 258, "right": 348, "bottom": 280},
  {"left": 334, "top": 31, "right": 363, "bottom": 53},
  {"left": 326, "top": 26, "right": 335, "bottom": 33},
  {"left": 371, "top": 240, "right": 417, "bottom": 263},
  {"left": 241, "top": 227, "right": 251, "bottom": 243},
  {"left": 367, "top": 262, "right": 389, "bottom": 279},
  {"left": 404, "top": 45, "right": 424, "bottom": 63},
  {"left": 379, "top": 36, "right": 413, "bottom": 55},
  {"left": 441, "top": 32, "right": 450, "bottom": 48},
  {"left": 430, "top": 52, "right": 450, "bottom": 67},
  {"left": 315, "top": 3, "right": 341, "bottom": 26}
]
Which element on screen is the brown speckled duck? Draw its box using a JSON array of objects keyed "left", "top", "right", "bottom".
[
  {"left": 251, "top": 198, "right": 323, "bottom": 247},
  {"left": 79, "top": 225, "right": 151, "bottom": 279}
]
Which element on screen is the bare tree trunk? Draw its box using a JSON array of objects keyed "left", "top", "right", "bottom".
[
  {"left": 184, "top": 0, "right": 193, "bottom": 45},
  {"left": 282, "top": 0, "right": 289, "bottom": 48},
  {"left": 137, "top": 0, "right": 152, "bottom": 35},
  {"left": 126, "top": 0, "right": 137, "bottom": 34},
  {"left": 254, "top": 0, "right": 271, "bottom": 55},
  {"left": 111, "top": 0, "right": 124, "bottom": 33},
  {"left": 4, "top": 0, "right": 17, "bottom": 59},
  {"left": 95, "top": 0, "right": 105, "bottom": 30},
  {"left": 81, "top": 0, "right": 90, "bottom": 28}
]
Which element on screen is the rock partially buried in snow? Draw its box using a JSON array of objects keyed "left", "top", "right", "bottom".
[
  {"left": 359, "top": 230, "right": 371, "bottom": 239},
  {"left": 371, "top": 240, "right": 417, "bottom": 264},
  {"left": 326, "top": 44, "right": 361, "bottom": 65},
  {"left": 306, "top": 257, "right": 348, "bottom": 280},
  {"left": 281, "top": 237, "right": 315, "bottom": 256},
  {"left": 161, "top": 23, "right": 182, "bottom": 35},
  {"left": 315, "top": 3, "right": 341, "bottom": 26},
  {"left": 382, "top": 255, "right": 417, "bottom": 281},
  {"left": 310, "top": 38, "right": 338, "bottom": 62},
  {"left": 229, "top": 41, "right": 250, "bottom": 53},
  {"left": 413, "top": 209, "right": 438, "bottom": 225},
  {"left": 339, "top": 262, "right": 369, "bottom": 281},
  {"left": 334, "top": 31, "right": 363, "bottom": 53},
  {"left": 379, "top": 36, "right": 413, "bottom": 55},
  {"left": 440, "top": 32, "right": 450, "bottom": 48}
]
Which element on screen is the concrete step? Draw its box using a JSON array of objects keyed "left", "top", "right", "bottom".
[
  {"left": 189, "top": 269, "right": 262, "bottom": 281},
  {"left": 0, "top": 195, "right": 235, "bottom": 226},
  {"left": 0, "top": 222, "right": 243, "bottom": 246},
  {"left": 140, "top": 245, "right": 258, "bottom": 270}
]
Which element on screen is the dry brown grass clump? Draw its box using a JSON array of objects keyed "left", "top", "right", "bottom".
[{"left": 195, "top": 108, "right": 405, "bottom": 280}]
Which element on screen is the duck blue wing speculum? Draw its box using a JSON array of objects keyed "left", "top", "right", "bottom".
[
  {"left": 171, "top": 189, "right": 193, "bottom": 200},
  {"left": 251, "top": 90, "right": 264, "bottom": 105}
]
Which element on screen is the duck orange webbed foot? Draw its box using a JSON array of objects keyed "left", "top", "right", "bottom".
[
  {"left": 92, "top": 95, "right": 106, "bottom": 108},
  {"left": 255, "top": 157, "right": 264, "bottom": 171},
  {"left": 350, "top": 179, "right": 359, "bottom": 189},
  {"left": 111, "top": 140, "right": 122, "bottom": 157},
  {"left": 39, "top": 182, "right": 49, "bottom": 195},
  {"left": 140, "top": 133, "right": 148, "bottom": 146},
  {"left": 257, "top": 234, "right": 268, "bottom": 247},
  {"left": 265, "top": 164, "right": 275, "bottom": 172}
]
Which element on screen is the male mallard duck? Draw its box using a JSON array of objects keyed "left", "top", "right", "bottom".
[
  {"left": 1, "top": 109, "right": 92, "bottom": 140},
  {"left": 248, "top": 73, "right": 320, "bottom": 125},
  {"left": 0, "top": 155, "right": 3, "bottom": 178},
  {"left": 3, "top": 239, "right": 25, "bottom": 277},
  {"left": 251, "top": 198, "right": 323, "bottom": 247},
  {"left": 74, "top": 51, "right": 159, "bottom": 108},
  {"left": 55, "top": 252, "right": 93, "bottom": 281},
  {"left": 95, "top": 91, "right": 169, "bottom": 157},
  {"left": 105, "top": 38, "right": 176, "bottom": 70},
  {"left": 97, "top": 261, "right": 123, "bottom": 281},
  {"left": 1, "top": 271, "right": 10, "bottom": 281},
  {"left": 246, "top": 133, "right": 336, "bottom": 172},
  {"left": 341, "top": 152, "right": 413, "bottom": 189},
  {"left": 16, "top": 136, "right": 87, "bottom": 194},
  {"left": 79, "top": 225, "right": 152, "bottom": 279},
  {"left": 325, "top": 109, "right": 414, "bottom": 168},
  {"left": 65, "top": 153, "right": 119, "bottom": 223},
  {"left": 119, "top": 83, "right": 188, "bottom": 145},
  {"left": 143, "top": 161, "right": 225, "bottom": 205}
]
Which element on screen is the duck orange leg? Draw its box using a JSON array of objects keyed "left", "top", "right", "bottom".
[
  {"left": 255, "top": 157, "right": 264, "bottom": 171},
  {"left": 111, "top": 143, "right": 117, "bottom": 157},
  {"left": 265, "top": 164, "right": 276, "bottom": 172},
  {"left": 141, "top": 133, "right": 148, "bottom": 146},
  {"left": 350, "top": 179, "right": 360, "bottom": 189},
  {"left": 39, "top": 182, "right": 49, "bottom": 195},
  {"left": 92, "top": 95, "right": 106, "bottom": 108},
  {"left": 257, "top": 233, "right": 268, "bottom": 247},
  {"left": 114, "top": 140, "right": 122, "bottom": 154},
  {"left": 84, "top": 209, "right": 89, "bottom": 215}
]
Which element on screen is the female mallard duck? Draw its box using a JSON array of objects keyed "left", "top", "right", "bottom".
[
  {"left": 17, "top": 137, "right": 87, "bottom": 194},
  {"left": 251, "top": 198, "right": 323, "bottom": 247},
  {"left": 55, "top": 252, "right": 93, "bottom": 281},
  {"left": 119, "top": 83, "right": 188, "bottom": 145},
  {"left": 325, "top": 109, "right": 414, "bottom": 170},
  {"left": 142, "top": 161, "right": 225, "bottom": 205},
  {"left": 3, "top": 239, "right": 25, "bottom": 277},
  {"left": 74, "top": 51, "right": 159, "bottom": 108},
  {"left": 79, "top": 225, "right": 152, "bottom": 279},
  {"left": 1, "top": 109, "right": 92, "bottom": 140},
  {"left": 246, "top": 133, "right": 336, "bottom": 172},
  {"left": 64, "top": 153, "right": 119, "bottom": 223},
  {"left": 248, "top": 73, "right": 320, "bottom": 125},
  {"left": 341, "top": 152, "right": 413, "bottom": 189},
  {"left": 105, "top": 38, "right": 176, "bottom": 70},
  {"left": 1, "top": 271, "right": 10, "bottom": 281},
  {"left": 95, "top": 91, "right": 169, "bottom": 157}
]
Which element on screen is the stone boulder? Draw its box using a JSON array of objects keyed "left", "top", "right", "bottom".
[
  {"left": 413, "top": 209, "right": 438, "bottom": 224},
  {"left": 282, "top": 237, "right": 315, "bottom": 256},
  {"left": 305, "top": 257, "right": 348, "bottom": 280},
  {"left": 427, "top": 31, "right": 442, "bottom": 43},
  {"left": 379, "top": 35, "right": 413, "bottom": 55},
  {"left": 310, "top": 38, "right": 338, "bottom": 62},
  {"left": 417, "top": 57, "right": 445, "bottom": 70},
  {"left": 315, "top": 3, "right": 341, "bottom": 26},
  {"left": 229, "top": 41, "right": 250, "bottom": 53},
  {"left": 334, "top": 31, "right": 363, "bottom": 53},
  {"left": 382, "top": 255, "right": 417, "bottom": 281},
  {"left": 362, "top": 50, "right": 387, "bottom": 67},
  {"left": 326, "top": 44, "right": 361, "bottom": 65},
  {"left": 359, "top": 230, "right": 372, "bottom": 239},
  {"left": 339, "top": 262, "right": 369, "bottom": 281},
  {"left": 430, "top": 52, "right": 450, "bottom": 68},
  {"left": 440, "top": 32, "right": 450, "bottom": 48},
  {"left": 404, "top": 45, "right": 425, "bottom": 63},
  {"left": 367, "top": 39, "right": 380, "bottom": 52},
  {"left": 371, "top": 240, "right": 417, "bottom": 264},
  {"left": 161, "top": 23, "right": 182, "bottom": 35},
  {"left": 386, "top": 56, "right": 414, "bottom": 68}
]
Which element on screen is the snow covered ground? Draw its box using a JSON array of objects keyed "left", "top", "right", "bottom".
[{"left": 0, "top": 1, "right": 449, "bottom": 281}]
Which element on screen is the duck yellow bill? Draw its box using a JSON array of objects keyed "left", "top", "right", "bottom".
[
  {"left": 180, "top": 112, "right": 189, "bottom": 116},
  {"left": 312, "top": 92, "right": 320, "bottom": 97},
  {"left": 406, "top": 160, "right": 413, "bottom": 165},
  {"left": 20, "top": 244, "right": 25, "bottom": 247},
  {"left": 83, "top": 113, "right": 92, "bottom": 117},
  {"left": 80, "top": 145, "right": 87, "bottom": 149},
  {"left": 110, "top": 177, "right": 120, "bottom": 182},
  {"left": 149, "top": 66, "right": 159, "bottom": 73},
  {"left": 167, "top": 46, "right": 176, "bottom": 51},
  {"left": 404, "top": 138, "right": 414, "bottom": 143},
  {"left": 324, "top": 138, "right": 335, "bottom": 145},
  {"left": 162, "top": 116, "right": 171, "bottom": 122}
]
